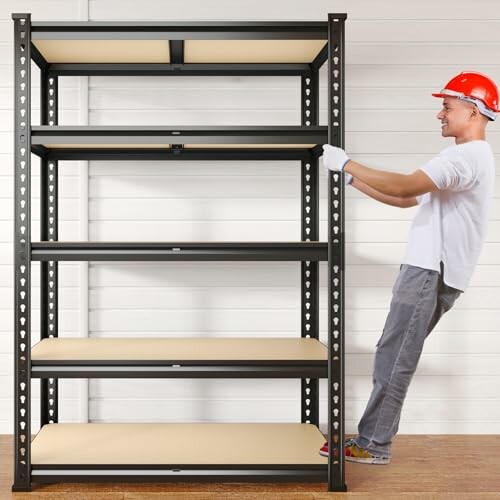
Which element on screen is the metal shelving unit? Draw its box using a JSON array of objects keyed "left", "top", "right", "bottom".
[{"left": 12, "top": 13, "right": 347, "bottom": 492}]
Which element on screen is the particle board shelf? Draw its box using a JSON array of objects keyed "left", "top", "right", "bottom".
[
  {"left": 31, "top": 423, "right": 327, "bottom": 482},
  {"left": 32, "top": 39, "right": 328, "bottom": 64},
  {"left": 31, "top": 337, "right": 328, "bottom": 379}
]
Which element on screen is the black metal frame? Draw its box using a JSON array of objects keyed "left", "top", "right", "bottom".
[
  {"left": 301, "top": 71, "right": 320, "bottom": 428},
  {"left": 327, "top": 14, "right": 347, "bottom": 492},
  {"left": 13, "top": 13, "right": 32, "bottom": 493},
  {"left": 12, "top": 14, "right": 347, "bottom": 492},
  {"left": 40, "top": 67, "right": 59, "bottom": 428}
]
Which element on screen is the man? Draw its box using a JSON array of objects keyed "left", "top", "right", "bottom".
[{"left": 319, "top": 71, "right": 498, "bottom": 464}]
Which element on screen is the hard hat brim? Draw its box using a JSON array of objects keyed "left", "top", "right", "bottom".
[{"left": 432, "top": 91, "right": 497, "bottom": 120}]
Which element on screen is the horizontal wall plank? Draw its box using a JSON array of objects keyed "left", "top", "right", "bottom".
[
  {"left": 85, "top": 263, "right": 500, "bottom": 288},
  {"left": 1, "top": 1, "right": 81, "bottom": 20},
  {"left": 89, "top": 0, "right": 500, "bottom": 21},
  {"left": 87, "top": 375, "right": 500, "bottom": 400},
  {"left": 86, "top": 87, "right": 500, "bottom": 113},
  {"left": 86, "top": 220, "right": 500, "bottom": 243},
  {"left": 86, "top": 159, "right": 500, "bottom": 176},
  {"left": 0, "top": 221, "right": 80, "bottom": 242},
  {"left": 85, "top": 308, "right": 500, "bottom": 333},
  {"left": 84, "top": 397, "right": 500, "bottom": 423},
  {"left": 84, "top": 198, "right": 500, "bottom": 222},
  {"left": 86, "top": 286, "right": 500, "bottom": 310},
  {"left": 0, "top": 174, "right": 80, "bottom": 198},
  {"left": 87, "top": 174, "right": 500, "bottom": 200}
]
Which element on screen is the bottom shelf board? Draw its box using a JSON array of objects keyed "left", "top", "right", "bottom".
[{"left": 31, "top": 423, "right": 328, "bottom": 466}]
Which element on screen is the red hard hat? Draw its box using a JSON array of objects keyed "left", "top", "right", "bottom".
[{"left": 432, "top": 71, "right": 499, "bottom": 120}]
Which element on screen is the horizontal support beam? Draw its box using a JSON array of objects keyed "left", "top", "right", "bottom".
[
  {"left": 31, "top": 364, "right": 327, "bottom": 379},
  {"left": 48, "top": 63, "right": 313, "bottom": 76},
  {"left": 31, "top": 242, "right": 329, "bottom": 261},
  {"left": 30, "top": 20, "right": 338, "bottom": 39},
  {"left": 42, "top": 148, "right": 315, "bottom": 161},
  {"left": 32, "top": 467, "right": 327, "bottom": 482},
  {"left": 31, "top": 125, "right": 327, "bottom": 142}
]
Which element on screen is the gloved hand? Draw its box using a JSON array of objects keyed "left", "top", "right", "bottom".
[
  {"left": 322, "top": 144, "right": 350, "bottom": 172},
  {"left": 322, "top": 144, "right": 353, "bottom": 185}
]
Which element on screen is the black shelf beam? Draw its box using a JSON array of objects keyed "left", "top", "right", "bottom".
[
  {"left": 48, "top": 63, "right": 314, "bottom": 77},
  {"left": 31, "top": 360, "right": 327, "bottom": 379},
  {"left": 31, "top": 125, "right": 327, "bottom": 144},
  {"left": 41, "top": 147, "right": 317, "bottom": 162},
  {"left": 30, "top": 20, "right": 332, "bottom": 37},
  {"left": 31, "top": 242, "right": 330, "bottom": 262},
  {"left": 32, "top": 464, "right": 327, "bottom": 483}
]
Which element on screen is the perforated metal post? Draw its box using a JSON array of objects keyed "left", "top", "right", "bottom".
[
  {"left": 40, "top": 70, "right": 58, "bottom": 426},
  {"left": 301, "top": 72, "right": 319, "bottom": 426},
  {"left": 327, "top": 13, "right": 347, "bottom": 492},
  {"left": 12, "top": 13, "right": 32, "bottom": 492}
]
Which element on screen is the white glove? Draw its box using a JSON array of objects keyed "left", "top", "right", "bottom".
[
  {"left": 322, "top": 144, "right": 352, "bottom": 185},
  {"left": 322, "top": 144, "right": 350, "bottom": 172}
]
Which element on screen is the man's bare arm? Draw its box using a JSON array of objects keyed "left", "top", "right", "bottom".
[
  {"left": 345, "top": 159, "right": 438, "bottom": 198},
  {"left": 351, "top": 177, "right": 418, "bottom": 208}
]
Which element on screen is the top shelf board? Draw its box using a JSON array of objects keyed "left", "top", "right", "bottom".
[
  {"left": 32, "top": 39, "right": 327, "bottom": 65},
  {"left": 21, "top": 17, "right": 347, "bottom": 69}
]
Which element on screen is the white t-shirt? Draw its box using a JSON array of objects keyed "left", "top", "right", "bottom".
[{"left": 402, "top": 140, "right": 495, "bottom": 291}]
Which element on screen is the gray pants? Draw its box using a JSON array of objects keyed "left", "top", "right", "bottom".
[{"left": 353, "top": 262, "right": 462, "bottom": 458}]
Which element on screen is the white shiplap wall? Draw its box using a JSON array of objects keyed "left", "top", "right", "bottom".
[{"left": 1, "top": 0, "right": 500, "bottom": 435}]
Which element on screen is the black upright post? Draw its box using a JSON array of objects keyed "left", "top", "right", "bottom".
[
  {"left": 40, "top": 69, "right": 59, "bottom": 426},
  {"left": 327, "top": 13, "right": 347, "bottom": 492},
  {"left": 12, "top": 12, "right": 32, "bottom": 493},
  {"left": 300, "top": 72, "right": 319, "bottom": 426}
]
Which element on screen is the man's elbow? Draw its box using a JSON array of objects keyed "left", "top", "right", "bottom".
[
  {"left": 399, "top": 197, "right": 418, "bottom": 208},
  {"left": 395, "top": 184, "right": 410, "bottom": 198},
  {"left": 400, "top": 170, "right": 438, "bottom": 198},
  {"left": 396, "top": 175, "right": 415, "bottom": 198}
]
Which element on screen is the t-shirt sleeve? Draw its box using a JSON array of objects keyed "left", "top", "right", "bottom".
[{"left": 419, "top": 150, "right": 476, "bottom": 192}]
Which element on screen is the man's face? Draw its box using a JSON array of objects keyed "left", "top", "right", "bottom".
[{"left": 436, "top": 96, "right": 475, "bottom": 138}]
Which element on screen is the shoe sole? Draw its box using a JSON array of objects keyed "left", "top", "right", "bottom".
[
  {"left": 346, "top": 455, "right": 390, "bottom": 464},
  {"left": 319, "top": 451, "right": 390, "bottom": 464},
  {"left": 318, "top": 439, "right": 360, "bottom": 458}
]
